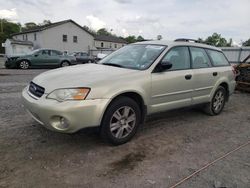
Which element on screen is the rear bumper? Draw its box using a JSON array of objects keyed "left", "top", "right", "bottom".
[{"left": 22, "top": 87, "right": 111, "bottom": 133}]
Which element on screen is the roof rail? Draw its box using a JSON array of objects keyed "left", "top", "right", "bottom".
[
  {"left": 174, "top": 38, "right": 214, "bottom": 46},
  {"left": 174, "top": 38, "right": 201, "bottom": 43}
]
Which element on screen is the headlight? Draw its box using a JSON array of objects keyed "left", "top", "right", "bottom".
[{"left": 47, "top": 88, "right": 90, "bottom": 102}]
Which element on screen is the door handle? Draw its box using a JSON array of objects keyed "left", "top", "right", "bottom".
[
  {"left": 185, "top": 74, "right": 192, "bottom": 80},
  {"left": 213, "top": 72, "right": 218, "bottom": 76}
]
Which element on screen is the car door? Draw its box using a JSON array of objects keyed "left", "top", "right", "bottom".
[
  {"left": 150, "top": 46, "right": 194, "bottom": 113},
  {"left": 80, "top": 52, "right": 89, "bottom": 63},
  {"left": 33, "top": 50, "right": 52, "bottom": 66},
  {"left": 50, "top": 50, "right": 61, "bottom": 66},
  {"left": 189, "top": 47, "right": 217, "bottom": 104}
]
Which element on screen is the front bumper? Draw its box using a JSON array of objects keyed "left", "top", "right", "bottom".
[
  {"left": 22, "top": 87, "right": 110, "bottom": 133},
  {"left": 5, "top": 59, "right": 18, "bottom": 68}
]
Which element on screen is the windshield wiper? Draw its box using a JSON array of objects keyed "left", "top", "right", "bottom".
[{"left": 102, "top": 63, "right": 124, "bottom": 68}]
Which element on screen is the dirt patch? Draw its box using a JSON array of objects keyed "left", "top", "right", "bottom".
[{"left": 108, "top": 151, "right": 146, "bottom": 173}]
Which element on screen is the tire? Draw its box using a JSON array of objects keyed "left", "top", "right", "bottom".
[
  {"left": 88, "top": 60, "right": 92, "bottom": 63},
  {"left": 101, "top": 96, "right": 141, "bottom": 145},
  {"left": 61, "top": 61, "right": 70, "bottom": 67},
  {"left": 204, "top": 86, "right": 226, "bottom": 116},
  {"left": 19, "top": 60, "right": 30, "bottom": 69}
]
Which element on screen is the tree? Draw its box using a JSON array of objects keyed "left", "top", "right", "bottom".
[
  {"left": 157, "top": 35, "right": 162, "bottom": 40},
  {"left": 23, "top": 22, "right": 37, "bottom": 30},
  {"left": 124, "top": 35, "right": 137, "bottom": 43},
  {"left": 83, "top": 25, "right": 97, "bottom": 35},
  {"left": 137, "top": 35, "right": 144, "bottom": 41},
  {"left": 203, "top": 33, "right": 232, "bottom": 47},
  {"left": 0, "top": 19, "right": 20, "bottom": 53},
  {"left": 97, "top": 28, "right": 112, "bottom": 36},
  {"left": 41, "top": 20, "right": 51, "bottom": 26},
  {"left": 242, "top": 38, "right": 250, "bottom": 46}
]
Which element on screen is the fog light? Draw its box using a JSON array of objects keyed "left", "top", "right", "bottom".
[{"left": 51, "top": 116, "right": 70, "bottom": 130}]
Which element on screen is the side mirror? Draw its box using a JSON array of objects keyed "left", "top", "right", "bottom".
[
  {"left": 34, "top": 53, "right": 39, "bottom": 57},
  {"left": 159, "top": 60, "right": 172, "bottom": 71}
]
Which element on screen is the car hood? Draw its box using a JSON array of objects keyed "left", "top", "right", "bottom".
[{"left": 32, "top": 64, "right": 139, "bottom": 93}]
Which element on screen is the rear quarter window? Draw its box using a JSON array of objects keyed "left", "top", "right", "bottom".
[{"left": 206, "top": 49, "right": 229, "bottom": 66}]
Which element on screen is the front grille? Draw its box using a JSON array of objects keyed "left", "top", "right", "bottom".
[{"left": 28, "top": 82, "right": 45, "bottom": 98}]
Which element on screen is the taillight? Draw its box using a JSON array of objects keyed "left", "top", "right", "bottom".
[{"left": 231, "top": 65, "right": 237, "bottom": 79}]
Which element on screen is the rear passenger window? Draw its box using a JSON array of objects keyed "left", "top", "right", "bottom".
[
  {"left": 190, "top": 47, "right": 211, "bottom": 68},
  {"left": 206, "top": 50, "right": 229, "bottom": 66},
  {"left": 161, "top": 46, "right": 190, "bottom": 70}
]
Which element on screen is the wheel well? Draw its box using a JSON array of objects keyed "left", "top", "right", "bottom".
[
  {"left": 110, "top": 92, "right": 147, "bottom": 124},
  {"left": 61, "top": 60, "right": 70, "bottom": 64},
  {"left": 219, "top": 82, "right": 229, "bottom": 101}
]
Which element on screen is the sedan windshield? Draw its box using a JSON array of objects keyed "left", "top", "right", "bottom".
[{"left": 99, "top": 44, "right": 166, "bottom": 70}]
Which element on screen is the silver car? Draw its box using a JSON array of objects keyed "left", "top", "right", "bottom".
[{"left": 22, "top": 39, "right": 236, "bottom": 145}]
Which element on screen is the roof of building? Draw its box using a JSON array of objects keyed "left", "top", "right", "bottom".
[
  {"left": 8, "top": 39, "right": 33, "bottom": 46},
  {"left": 11, "top": 19, "right": 94, "bottom": 37},
  {"left": 94, "top": 35, "right": 127, "bottom": 44}
]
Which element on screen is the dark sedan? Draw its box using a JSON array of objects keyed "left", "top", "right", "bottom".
[{"left": 72, "top": 52, "right": 95, "bottom": 64}]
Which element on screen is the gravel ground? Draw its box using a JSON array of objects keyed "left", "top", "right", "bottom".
[{"left": 0, "top": 67, "right": 250, "bottom": 188}]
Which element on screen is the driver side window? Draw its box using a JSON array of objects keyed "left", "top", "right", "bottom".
[{"left": 161, "top": 46, "right": 190, "bottom": 70}]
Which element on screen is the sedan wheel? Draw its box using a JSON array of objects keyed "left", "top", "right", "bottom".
[
  {"left": 19, "top": 60, "right": 29, "bottom": 69},
  {"left": 61, "top": 61, "right": 70, "bottom": 67},
  {"left": 101, "top": 97, "right": 141, "bottom": 145}
]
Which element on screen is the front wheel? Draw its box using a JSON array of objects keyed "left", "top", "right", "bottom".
[
  {"left": 19, "top": 60, "right": 30, "bottom": 69},
  {"left": 101, "top": 97, "right": 141, "bottom": 145},
  {"left": 204, "top": 86, "right": 226, "bottom": 115}
]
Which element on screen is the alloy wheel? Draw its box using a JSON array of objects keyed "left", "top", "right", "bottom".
[
  {"left": 109, "top": 106, "right": 136, "bottom": 139},
  {"left": 19, "top": 61, "right": 29, "bottom": 69},
  {"left": 212, "top": 90, "right": 225, "bottom": 113}
]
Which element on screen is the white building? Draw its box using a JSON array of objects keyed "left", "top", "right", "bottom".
[
  {"left": 94, "top": 35, "right": 127, "bottom": 50},
  {"left": 3, "top": 39, "right": 33, "bottom": 56},
  {"left": 4, "top": 19, "right": 127, "bottom": 56},
  {"left": 6, "top": 20, "right": 95, "bottom": 56}
]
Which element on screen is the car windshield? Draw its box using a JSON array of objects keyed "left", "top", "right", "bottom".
[{"left": 98, "top": 44, "right": 166, "bottom": 70}]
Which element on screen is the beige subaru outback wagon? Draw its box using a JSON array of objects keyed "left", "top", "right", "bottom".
[{"left": 22, "top": 39, "right": 236, "bottom": 145}]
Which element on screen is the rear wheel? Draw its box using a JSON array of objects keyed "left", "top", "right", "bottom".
[
  {"left": 61, "top": 61, "right": 70, "bottom": 67},
  {"left": 101, "top": 97, "right": 141, "bottom": 145},
  {"left": 204, "top": 86, "right": 226, "bottom": 115},
  {"left": 19, "top": 60, "right": 29, "bottom": 69}
]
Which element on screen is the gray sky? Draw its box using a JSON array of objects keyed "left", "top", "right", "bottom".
[{"left": 0, "top": 0, "right": 249, "bottom": 44}]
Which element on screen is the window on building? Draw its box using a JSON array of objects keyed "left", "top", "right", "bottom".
[
  {"left": 190, "top": 47, "right": 211, "bottom": 68},
  {"left": 63, "top": 35, "right": 67, "bottom": 42},
  {"left": 23, "top": 35, "right": 25, "bottom": 40},
  {"left": 34, "top": 33, "right": 37, "bottom": 41},
  {"left": 73, "top": 36, "right": 77, "bottom": 43},
  {"left": 114, "top": 44, "right": 117, "bottom": 48},
  {"left": 101, "top": 42, "right": 104, "bottom": 48},
  {"left": 25, "top": 34, "right": 28, "bottom": 41}
]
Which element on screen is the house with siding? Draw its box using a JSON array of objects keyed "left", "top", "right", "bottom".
[
  {"left": 4, "top": 19, "right": 127, "bottom": 56},
  {"left": 5, "top": 20, "right": 95, "bottom": 56},
  {"left": 94, "top": 35, "right": 127, "bottom": 50}
]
